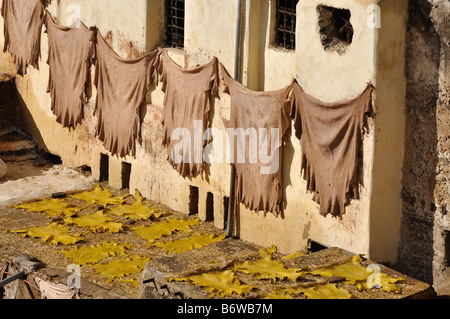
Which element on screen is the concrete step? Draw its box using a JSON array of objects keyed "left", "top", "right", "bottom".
[{"left": 0, "top": 131, "right": 38, "bottom": 162}]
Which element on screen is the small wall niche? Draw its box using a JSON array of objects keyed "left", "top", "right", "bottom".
[
  {"left": 223, "top": 196, "right": 230, "bottom": 229},
  {"left": 317, "top": 5, "right": 354, "bottom": 54},
  {"left": 308, "top": 240, "right": 328, "bottom": 253},
  {"left": 99, "top": 154, "right": 109, "bottom": 182},
  {"left": 205, "top": 192, "right": 214, "bottom": 221},
  {"left": 189, "top": 186, "right": 199, "bottom": 215},
  {"left": 78, "top": 165, "right": 92, "bottom": 177},
  {"left": 121, "top": 162, "right": 132, "bottom": 190}
]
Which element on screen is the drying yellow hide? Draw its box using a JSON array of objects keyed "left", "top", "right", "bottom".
[
  {"left": 171, "top": 270, "right": 255, "bottom": 298},
  {"left": 133, "top": 218, "right": 200, "bottom": 244},
  {"left": 15, "top": 198, "right": 82, "bottom": 218},
  {"left": 283, "top": 251, "right": 305, "bottom": 260},
  {"left": 300, "top": 284, "right": 353, "bottom": 299},
  {"left": 59, "top": 242, "right": 130, "bottom": 265},
  {"left": 263, "top": 289, "right": 295, "bottom": 299},
  {"left": 309, "top": 255, "right": 402, "bottom": 293},
  {"left": 232, "top": 247, "right": 305, "bottom": 283},
  {"left": 265, "top": 284, "right": 353, "bottom": 300},
  {"left": 106, "top": 190, "right": 163, "bottom": 221},
  {"left": 264, "top": 245, "right": 278, "bottom": 255},
  {"left": 117, "top": 277, "right": 139, "bottom": 287},
  {"left": 153, "top": 233, "right": 226, "bottom": 253},
  {"left": 90, "top": 255, "right": 150, "bottom": 282},
  {"left": 70, "top": 185, "right": 126, "bottom": 206},
  {"left": 13, "top": 222, "right": 82, "bottom": 246},
  {"left": 64, "top": 211, "right": 124, "bottom": 233}
]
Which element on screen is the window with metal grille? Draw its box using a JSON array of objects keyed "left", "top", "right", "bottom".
[
  {"left": 275, "top": 0, "right": 299, "bottom": 50},
  {"left": 165, "top": 0, "right": 185, "bottom": 49}
]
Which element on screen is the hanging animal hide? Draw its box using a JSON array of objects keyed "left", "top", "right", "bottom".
[
  {"left": 158, "top": 50, "right": 218, "bottom": 178},
  {"left": 220, "top": 64, "right": 294, "bottom": 216},
  {"left": 94, "top": 32, "right": 159, "bottom": 158},
  {"left": 290, "top": 82, "right": 374, "bottom": 216},
  {"left": 45, "top": 12, "right": 95, "bottom": 129},
  {"left": 1, "top": 0, "right": 44, "bottom": 75}
]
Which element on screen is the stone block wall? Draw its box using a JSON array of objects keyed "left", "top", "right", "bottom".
[{"left": 396, "top": 0, "right": 449, "bottom": 295}]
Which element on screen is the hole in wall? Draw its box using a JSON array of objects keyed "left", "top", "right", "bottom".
[
  {"left": 308, "top": 240, "right": 328, "bottom": 253},
  {"left": 39, "top": 151, "right": 62, "bottom": 165},
  {"left": 121, "top": 162, "right": 132, "bottom": 190},
  {"left": 317, "top": 5, "right": 354, "bottom": 54},
  {"left": 77, "top": 165, "right": 92, "bottom": 177},
  {"left": 206, "top": 192, "right": 214, "bottom": 221},
  {"left": 189, "top": 186, "right": 199, "bottom": 215},
  {"left": 99, "top": 154, "right": 109, "bottom": 182}
]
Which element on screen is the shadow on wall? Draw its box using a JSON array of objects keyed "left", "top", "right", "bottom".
[
  {"left": 15, "top": 83, "right": 47, "bottom": 154},
  {"left": 395, "top": 0, "right": 440, "bottom": 285}
]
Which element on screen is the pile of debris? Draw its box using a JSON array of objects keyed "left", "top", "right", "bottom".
[{"left": 0, "top": 254, "right": 125, "bottom": 299}]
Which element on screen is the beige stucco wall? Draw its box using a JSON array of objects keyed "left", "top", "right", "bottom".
[
  {"left": 369, "top": 0, "right": 408, "bottom": 263},
  {"left": 0, "top": 0, "right": 407, "bottom": 264},
  {"left": 182, "top": 0, "right": 407, "bottom": 263},
  {"left": 234, "top": 0, "right": 378, "bottom": 257}
]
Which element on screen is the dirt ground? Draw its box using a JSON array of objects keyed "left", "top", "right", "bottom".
[{"left": 0, "top": 159, "right": 223, "bottom": 299}]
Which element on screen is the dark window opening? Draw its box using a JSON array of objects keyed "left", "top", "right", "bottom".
[
  {"left": 99, "top": 154, "right": 109, "bottom": 182},
  {"left": 121, "top": 162, "right": 132, "bottom": 190},
  {"left": 165, "top": 0, "right": 185, "bottom": 49},
  {"left": 275, "top": 0, "right": 299, "bottom": 50},
  {"left": 206, "top": 192, "right": 214, "bottom": 221},
  {"left": 317, "top": 5, "right": 354, "bottom": 54},
  {"left": 189, "top": 186, "right": 199, "bottom": 215}
]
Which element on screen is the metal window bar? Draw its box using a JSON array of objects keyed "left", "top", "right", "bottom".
[
  {"left": 166, "top": 0, "right": 185, "bottom": 49},
  {"left": 275, "top": 0, "right": 299, "bottom": 50}
]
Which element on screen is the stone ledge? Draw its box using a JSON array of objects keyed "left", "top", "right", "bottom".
[{"left": 139, "top": 242, "right": 435, "bottom": 300}]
